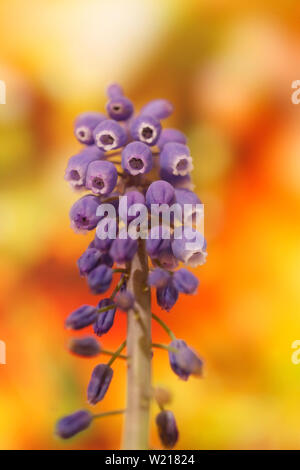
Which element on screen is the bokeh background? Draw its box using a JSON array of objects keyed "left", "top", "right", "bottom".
[{"left": 0, "top": 0, "right": 299, "bottom": 450}]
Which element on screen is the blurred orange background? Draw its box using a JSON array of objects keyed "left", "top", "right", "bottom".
[{"left": 0, "top": 0, "right": 300, "bottom": 450}]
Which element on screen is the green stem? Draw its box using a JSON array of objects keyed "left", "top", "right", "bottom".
[
  {"left": 101, "top": 349, "right": 128, "bottom": 360},
  {"left": 93, "top": 409, "right": 125, "bottom": 420},
  {"left": 111, "top": 275, "right": 127, "bottom": 300},
  {"left": 107, "top": 340, "right": 126, "bottom": 367},
  {"left": 152, "top": 342, "right": 178, "bottom": 353},
  {"left": 96, "top": 304, "right": 116, "bottom": 315},
  {"left": 151, "top": 313, "right": 176, "bottom": 341}
]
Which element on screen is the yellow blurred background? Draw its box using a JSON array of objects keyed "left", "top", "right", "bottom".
[{"left": 0, "top": 0, "right": 300, "bottom": 449}]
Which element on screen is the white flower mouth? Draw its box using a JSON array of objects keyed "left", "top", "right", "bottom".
[
  {"left": 185, "top": 250, "right": 207, "bottom": 267},
  {"left": 95, "top": 130, "right": 117, "bottom": 151},
  {"left": 172, "top": 155, "right": 193, "bottom": 176},
  {"left": 76, "top": 126, "right": 91, "bottom": 143},
  {"left": 128, "top": 156, "right": 144, "bottom": 175},
  {"left": 138, "top": 123, "right": 157, "bottom": 143},
  {"left": 65, "top": 167, "right": 84, "bottom": 188}
]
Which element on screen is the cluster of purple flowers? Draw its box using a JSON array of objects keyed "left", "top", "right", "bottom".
[{"left": 56, "top": 84, "right": 207, "bottom": 448}]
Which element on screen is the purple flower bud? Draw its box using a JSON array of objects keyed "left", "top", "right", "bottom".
[
  {"left": 69, "top": 195, "right": 101, "bottom": 233},
  {"left": 65, "top": 305, "right": 98, "bottom": 330},
  {"left": 109, "top": 236, "right": 138, "bottom": 264},
  {"left": 174, "top": 188, "right": 202, "bottom": 224},
  {"left": 171, "top": 228, "right": 207, "bottom": 267},
  {"left": 146, "top": 226, "right": 171, "bottom": 258},
  {"left": 156, "top": 410, "right": 179, "bottom": 449},
  {"left": 115, "top": 290, "right": 134, "bottom": 311},
  {"left": 93, "top": 298, "right": 116, "bottom": 336},
  {"left": 160, "top": 143, "right": 193, "bottom": 177},
  {"left": 93, "top": 119, "right": 127, "bottom": 151},
  {"left": 140, "top": 99, "right": 173, "bottom": 120},
  {"left": 93, "top": 233, "right": 113, "bottom": 252},
  {"left": 87, "top": 364, "right": 113, "bottom": 405},
  {"left": 77, "top": 248, "right": 101, "bottom": 276},
  {"left": 99, "top": 252, "right": 114, "bottom": 267},
  {"left": 119, "top": 190, "right": 146, "bottom": 222},
  {"left": 56, "top": 410, "right": 92, "bottom": 439},
  {"left": 130, "top": 114, "right": 161, "bottom": 146},
  {"left": 68, "top": 336, "right": 101, "bottom": 357},
  {"left": 168, "top": 339, "right": 204, "bottom": 380},
  {"left": 155, "top": 246, "right": 179, "bottom": 271},
  {"left": 160, "top": 169, "right": 194, "bottom": 190},
  {"left": 148, "top": 268, "right": 170, "bottom": 288},
  {"left": 121, "top": 142, "right": 152, "bottom": 175},
  {"left": 64, "top": 146, "right": 104, "bottom": 189},
  {"left": 106, "top": 97, "right": 134, "bottom": 121},
  {"left": 86, "top": 160, "right": 118, "bottom": 195},
  {"left": 145, "top": 180, "right": 175, "bottom": 207},
  {"left": 87, "top": 265, "right": 113, "bottom": 294},
  {"left": 74, "top": 112, "right": 106, "bottom": 145},
  {"left": 156, "top": 280, "right": 179, "bottom": 311},
  {"left": 172, "top": 268, "right": 199, "bottom": 294},
  {"left": 157, "top": 128, "right": 187, "bottom": 150},
  {"left": 106, "top": 83, "right": 123, "bottom": 99}
]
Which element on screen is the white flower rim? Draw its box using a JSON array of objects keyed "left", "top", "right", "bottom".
[
  {"left": 76, "top": 126, "right": 91, "bottom": 143},
  {"left": 138, "top": 122, "right": 157, "bottom": 144},
  {"left": 172, "top": 155, "right": 194, "bottom": 176},
  {"left": 95, "top": 130, "right": 117, "bottom": 151}
]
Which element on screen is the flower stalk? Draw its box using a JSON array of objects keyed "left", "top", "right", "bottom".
[{"left": 122, "top": 240, "right": 152, "bottom": 450}]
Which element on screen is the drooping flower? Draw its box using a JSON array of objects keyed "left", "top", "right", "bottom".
[
  {"left": 93, "top": 119, "right": 127, "bottom": 151},
  {"left": 77, "top": 248, "right": 101, "bottom": 276},
  {"left": 119, "top": 190, "right": 145, "bottom": 222},
  {"left": 64, "top": 146, "right": 104, "bottom": 189},
  {"left": 87, "top": 265, "right": 113, "bottom": 294},
  {"left": 65, "top": 305, "right": 98, "bottom": 330},
  {"left": 56, "top": 410, "right": 93, "bottom": 439},
  {"left": 106, "top": 96, "right": 134, "bottom": 121},
  {"left": 140, "top": 99, "right": 173, "bottom": 120},
  {"left": 115, "top": 290, "right": 134, "bottom": 311},
  {"left": 172, "top": 228, "right": 207, "bottom": 267},
  {"left": 160, "top": 142, "right": 193, "bottom": 177},
  {"left": 109, "top": 235, "right": 138, "bottom": 264},
  {"left": 174, "top": 188, "right": 202, "bottom": 224},
  {"left": 156, "top": 410, "right": 179, "bottom": 449},
  {"left": 157, "top": 128, "right": 187, "bottom": 150},
  {"left": 87, "top": 364, "right": 113, "bottom": 405},
  {"left": 156, "top": 280, "right": 179, "bottom": 311},
  {"left": 68, "top": 336, "right": 101, "bottom": 357},
  {"left": 146, "top": 226, "right": 172, "bottom": 258},
  {"left": 93, "top": 298, "right": 116, "bottom": 337},
  {"left": 172, "top": 268, "right": 199, "bottom": 294},
  {"left": 160, "top": 169, "right": 194, "bottom": 190},
  {"left": 130, "top": 114, "right": 161, "bottom": 146},
  {"left": 121, "top": 141, "right": 152, "bottom": 176},
  {"left": 148, "top": 268, "right": 170, "bottom": 288},
  {"left": 168, "top": 339, "right": 203, "bottom": 380},
  {"left": 74, "top": 112, "right": 106, "bottom": 145},
  {"left": 86, "top": 160, "right": 118, "bottom": 195},
  {"left": 145, "top": 180, "right": 175, "bottom": 207},
  {"left": 69, "top": 195, "right": 101, "bottom": 233}
]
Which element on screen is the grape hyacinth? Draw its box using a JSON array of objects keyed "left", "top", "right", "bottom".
[{"left": 57, "top": 84, "right": 207, "bottom": 450}]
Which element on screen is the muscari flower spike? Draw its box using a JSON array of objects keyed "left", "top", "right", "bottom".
[{"left": 59, "top": 83, "right": 207, "bottom": 448}]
